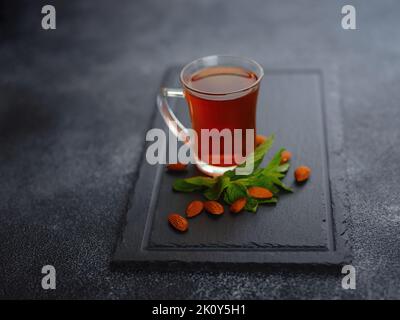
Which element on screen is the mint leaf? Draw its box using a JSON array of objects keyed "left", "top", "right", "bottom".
[
  {"left": 245, "top": 196, "right": 277, "bottom": 212},
  {"left": 223, "top": 182, "right": 248, "bottom": 204},
  {"left": 223, "top": 169, "right": 236, "bottom": 179},
  {"left": 204, "top": 176, "right": 230, "bottom": 200},
  {"left": 225, "top": 135, "right": 275, "bottom": 177},
  {"left": 263, "top": 148, "right": 285, "bottom": 173},
  {"left": 257, "top": 197, "right": 278, "bottom": 204},
  {"left": 173, "top": 176, "right": 216, "bottom": 192},
  {"left": 172, "top": 134, "right": 294, "bottom": 213},
  {"left": 277, "top": 163, "right": 290, "bottom": 173},
  {"left": 270, "top": 176, "right": 293, "bottom": 192},
  {"left": 234, "top": 170, "right": 280, "bottom": 194},
  {"left": 245, "top": 175, "right": 279, "bottom": 193},
  {"left": 251, "top": 134, "right": 275, "bottom": 170},
  {"left": 245, "top": 197, "right": 259, "bottom": 212},
  {"left": 261, "top": 148, "right": 293, "bottom": 192}
]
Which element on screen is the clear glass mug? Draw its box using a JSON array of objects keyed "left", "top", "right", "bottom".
[{"left": 157, "top": 55, "right": 264, "bottom": 176}]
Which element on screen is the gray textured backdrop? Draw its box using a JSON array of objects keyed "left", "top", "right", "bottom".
[{"left": 0, "top": 0, "right": 399, "bottom": 299}]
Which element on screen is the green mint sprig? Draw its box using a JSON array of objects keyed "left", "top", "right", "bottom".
[{"left": 172, "top": 135, "right": 292, "bottom": 212}]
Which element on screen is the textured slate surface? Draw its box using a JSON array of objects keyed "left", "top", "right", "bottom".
[
  {"left": 1, "top": 0, "right": 400, "bottom": 299},
  {"left": 113, "top": 67, "right": 350, "bottom": 265}
]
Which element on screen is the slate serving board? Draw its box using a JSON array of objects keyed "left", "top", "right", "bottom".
[{"left": 112, "top": 66, "right": 351, "bottom": 266}]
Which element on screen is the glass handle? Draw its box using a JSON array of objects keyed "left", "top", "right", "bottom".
[{"left": 157, "top": 87, "right": 189, "bottom": 142}]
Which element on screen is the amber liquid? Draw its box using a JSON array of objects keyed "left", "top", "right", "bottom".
[{"left": 184, "top": 66, "right": 259, "bottom": 166}]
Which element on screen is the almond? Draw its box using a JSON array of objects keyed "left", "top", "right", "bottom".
[
  {"left": 204, "top": 201, "right": 224, "bottom": 215},
  {"left": 168, "top": 213, "right": 188, "bottom": 232},
  {"left": 248, "top": 186, "right": 273, "bottom": 199},
  {"left": 280, "top": 150, "right": 292, "bottom": 164},
  {"left": 230, "top": 197, "right": 247, "bottom": 213},
  {"left": 294, "top": 166, "right": 311, "bottom": 182},
  {"left": 255, "top": 134, "right": 267, "bottom": 147},
  {"left": 166, "top": 162, "right": 187, "bottom": 171},
  {"left": 186, "top": 200, "right": 204, "bottom": 218}
]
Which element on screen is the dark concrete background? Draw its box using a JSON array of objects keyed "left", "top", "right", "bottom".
[{"left": 0, "top": 0, "right": 399, "bottom": 299}]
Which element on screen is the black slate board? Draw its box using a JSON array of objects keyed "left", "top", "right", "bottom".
[{"left": 113, "top": 66, "right": 351, "bottom": 266}]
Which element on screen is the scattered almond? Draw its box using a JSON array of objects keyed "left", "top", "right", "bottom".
[
  {"left": 186, "top": 200, "right": 204, "bottom": 218},
  {"left": 166, "top": 162, "right": 187, "bottom": 171},
  {"left": 204, "top": 201, "right": 224, "bottom": 215},
  {"left": 280, "top": 150, "right": 292, "bottom": 164},
  {"left": 255, "top": 134, "right": 267, "bottom": 147},
  {"left": 168, "top": 213, "right": 188, "bottom": 232},
  {"left": 248, "top": 186, "right": 273, "bottom": 199},
  {"left": 230, "top": 197, "right": 247, "bottom": 213},
  {"left": 295, "top": 166, "right": 311, "bottom": 182}
]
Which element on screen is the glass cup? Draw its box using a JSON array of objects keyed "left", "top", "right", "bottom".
[{"left": 157, "top": 55, "right": 264, "bottom": 176}]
